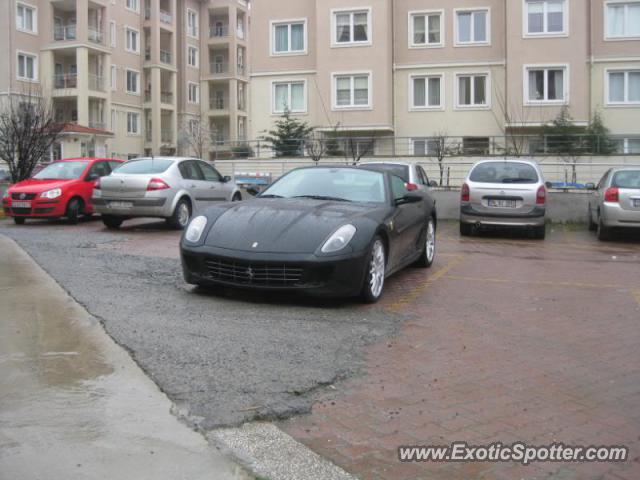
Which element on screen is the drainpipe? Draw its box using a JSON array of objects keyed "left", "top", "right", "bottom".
[{"left": 390, "top": 0, "right": 396, "bottom": 156}]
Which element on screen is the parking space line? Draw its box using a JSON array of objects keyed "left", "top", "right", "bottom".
[
  {"left": 445, "top": 274, "right": 624, "bottom": 291},
  {"left": 387, "top": 255, "right": 465, "bottom": 312}
]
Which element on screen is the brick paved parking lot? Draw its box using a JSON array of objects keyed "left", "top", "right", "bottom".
[{"left": 281, "top": 223, "right": 640, "bottom": 480}]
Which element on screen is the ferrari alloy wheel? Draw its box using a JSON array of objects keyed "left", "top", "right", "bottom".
[
  {"left": 362, "top": 237, "right": 386, "bottom": 303},
  {"left": 416, "top": 218, "right": 436, "bottom": 268}
]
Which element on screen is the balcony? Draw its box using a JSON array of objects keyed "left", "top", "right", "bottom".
[
  {"left": 161, "top": 92, "right": 173, "bottom": 104},
  {"left": 210, "top": 62, "right": 229, "bottom": 75},
  {"left": 161, "top": 129, "right": 173, "bottom": 143},
  {"left": 53, "top": 74, "right": 78, "bottom": 89},
  {"left": 237, "top": 64, "right": 246, "bottom": 76},
  {"left": 159, "top": 10, "right": 172, "bottom": 24},
  {"left": 145, "top": 129, "right": 152, "bottom": 142},
  {"left": 145, "top": 90, "right": 151, "bottom": 102},
  {"left": 89, "top": 74, "right": 105, "bottom": 91},
  {"left": 53, "top": 25, "right": 77, "bottom": 41},
  {"left": 210, "top": 98, "right": 226, "bottom": 110},
  {"left": 160, "top": 50, "right": 172, "bottom": 64},
  {"left": 209, "top": 26, "right": 229, "bottom": 38},
  {"left": 89, "top": 120, "right": 106, "bottom": 130},
  {"left": 144, "top": 7, "right": 150, "bottom": 20},
  {"left": 88, "top": 27, "right": 104, "bottom": 44},
  {"left": 145, "top": 48, "right": 151, "bottom": 61},
  {"left": 237, "top": 27, "right": 245, "bottom": 40}
]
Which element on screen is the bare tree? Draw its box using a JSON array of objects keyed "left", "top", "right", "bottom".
[
  {"left": 0, "top": 87, "right": 63, "bottom": 182},
  {"left": 492, "top": 84, "right": 534, "bottom": 157},
  {"left": 306, "top": 131, "right": 327, "bottom": 164},
  {"left": 344, "top": 135, "right": 375, "bottom": 165},
  {"left": 430, "top": 130, "right": 451, "bottom": 187},
  {"left": 179, "top": 114, "right": 216, "bottom": 159}
]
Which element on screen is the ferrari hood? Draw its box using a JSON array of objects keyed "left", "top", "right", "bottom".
[{"left": 205, "top": 199, "right": 377, "bottom": 254}]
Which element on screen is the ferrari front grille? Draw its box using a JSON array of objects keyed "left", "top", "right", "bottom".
[{"left": 204, "top": 257, "right": 304, "bottom": 286}]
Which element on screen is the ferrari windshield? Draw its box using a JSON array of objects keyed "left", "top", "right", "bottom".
[
  {"left": 33, "top": 161, "right": 89, "bottom": 180},
  {"left": 261, "top": 168, "right": 387, "bottom": 203}
]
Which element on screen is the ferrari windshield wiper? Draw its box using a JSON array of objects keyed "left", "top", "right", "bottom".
[
  {"left": 259, "top": 194, "right": 284, "bottom": 198},
  {"left": 293, "top": 195, "right": 351, "bottom": 202}
]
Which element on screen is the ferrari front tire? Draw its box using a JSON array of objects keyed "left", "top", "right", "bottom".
[{"left": 361, "top": 236, "right": 386, "bottom": 303}]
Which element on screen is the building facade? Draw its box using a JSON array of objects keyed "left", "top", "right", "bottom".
[
  {"left": 250, "top": 0, "right": 640, "bottom": 155},
  {"left": 1, "top": 0, "right": 250, "bottom": 161}
]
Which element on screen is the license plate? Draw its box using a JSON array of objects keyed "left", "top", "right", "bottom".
[
  {"left": 488, "top": 199, "right": 517, "bottom": 208},
  {"left": 109, "top": 201, "right": 133, "bottom": 209},
  {"left": 12, "top": 201, "right": 31, "bottom": 208},
  {"left": 634, "top": 199, "right": 640, "bottom": 208}
]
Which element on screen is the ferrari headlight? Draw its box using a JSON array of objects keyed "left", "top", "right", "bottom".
[
  {"left": 321, "top": 224, "right": 356, "bottom": 253},
  {"left": 185, "top": 216, "right": 208, "bottom": 243},
  {"left": 40, "top": 188, "right": 62, "bottom": 199}
]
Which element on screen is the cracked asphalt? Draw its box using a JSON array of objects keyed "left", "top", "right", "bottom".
[{"left": 0, "top": 217, "right": 404, "bottom": 429}]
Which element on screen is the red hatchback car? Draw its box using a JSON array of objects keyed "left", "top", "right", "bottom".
[{"left": 2, "top": 158, "right": 123, "bottom": 225}]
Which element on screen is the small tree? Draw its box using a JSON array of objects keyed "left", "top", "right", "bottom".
[
  {"left": 179, "top": 115, "right": 216, "bottom": 159},
  {"left": 261, "top": 109, "right": 313, "bottom": 157},
  {"left": 306, "top": 131, "right": 327, "bottom": 164},
  {"left": 343, "top": 135, "right": 375, "bottom": 165},
  {"left": 0, "top": 88, "right": 63, "bottom": 183},
  {"left": 587, "top": 111, "right": 617, "bottom": 155},
  {"left": 431, "top": 131, "right": 450, "bottom": 187},
  {"left": 543, "top": 106, "right": 585, "bottom": 184}
]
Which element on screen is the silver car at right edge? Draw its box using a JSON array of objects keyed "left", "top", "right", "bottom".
[
  {"left": 588, "top": 168, "right": 640, "bottom": 241},
  {"left": 460, "top": 159, "right": 547, "bottom": 239}
]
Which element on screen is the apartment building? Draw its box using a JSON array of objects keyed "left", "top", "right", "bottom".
[
  {"left": 250, "top": 0, "right": 640, "bottom": 155},
  {"left": 1, "top": 0, "right": 249, "bottom": 161}
]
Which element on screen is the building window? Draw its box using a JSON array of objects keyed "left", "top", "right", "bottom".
[
  {"left": 125, "top": 27, "right": 140, "bottom": 53},
  {"left": 524, "top": 0, "right": 567, "bottom": 35},
  {"left": 456, "top": 74, "right": 489, "bottom": 108},
  {"left": 272, "top": 81, "right": 306, "bottom": 113},
  {"left": 272, "top": 20, "right": 307, "bottom": 55},
  {"left": 110, "top": 21, "right": 116, "bottom": 47},
  {"left": 333, "top": 9, "right": 371, "bottom": 45},
  {"left": 333, "top": 73, "right": 371, "bottom": 109},
  {"left": 607, "top": 70, "right": 640, "bottom": 104},
  {"left": 17, "top": 52, "right": 37, "bottom": 81},
  {"left": 16, "top": 2, "right": 37, "bottom": 33},
  {"left": 126, "top": 69, "right": 139, "bottom": 94},
  {"left": 187, "top": 9, "right": 198, "bottom": 38},
  {"left": 188, "top": 83, "right": 200, "bottom": 103},
  {"left": 526, "top": 66, "right": 567, "bottom": 103},
  {"left": 412, "top": 138, "right": 440, "bottom": 156},
  {"left": 127, "top": 112, "right": 139, "bottom": 135},
  {"left": 110, "top": 65, "right": 117, "bottom": 90},
  {"left": 187, "top": 46, "right": 199, "bottom": 67},
  {"left": 126, "top": 0, "right": 139, "bottom": 13},
  {"left": 605, "top": 2, "right": 640, "bottom": 39},
  {"left": 411, "top": 75, "right": 443, "bottom": 109},
  {"left": 455, "top": 9, "right": 490, "bottom": 45},
  {"left": 410, "top": 11, "right": 443, "bottom": 47},
  {"left": 463, "top": 137, "right": 490, "bottom": 155}
]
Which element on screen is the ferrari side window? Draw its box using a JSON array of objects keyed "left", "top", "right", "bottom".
[{"left": 391, "top": 175, "right": 408, "bottom": 201}]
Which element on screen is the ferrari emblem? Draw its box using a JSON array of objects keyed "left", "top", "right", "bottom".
[
  {"left": 246, "top": 267, "right": 254, "bottom": 280},
  {"left": 252, "top": 242, "right": 259, "bottom": 248}
]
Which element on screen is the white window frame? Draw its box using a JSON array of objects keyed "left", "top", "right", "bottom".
[
  {"left": 331, "top": 72, "right": 372, "bottom": 110},
  {"left": 16, "top": 2, "right": 37, "bottom": 34},
  {"left": 409, "top": 73, "right": 445, "bottom": 111},
  {"left": 270, "top": 19, "right": 308, "bottom": 56},
  {"left": 454, "top": 7, "right": 491, "bottom": 46},
  {"left": 187, "top": 45, "right": 199, "bottom": 68},
  {"left": 16, "top": 51, "right": 38, "bottom": 81},
  {"left": 125, "top": 27, "right": 140, "bottom": 54},
  {"left": 408, "top": 10, "right": 444, "bottom": 48},
  {"left": 188, "top": 82, "right": 200, "bottom": 104},
  {"left": 110, "top": 64, "right": 117, "bottom": 91},
  {"left": 454, "top": 72, "right": 491, "bottom": 109},
  {"left": 186, "top": 9, "right": 199, "bottom": 38},
  {"left": 126, "top": 111, "right": 140, "bottom": 136},
  {"left": 271, "top": 80, "right": 308, "bottom": 115},
  {"left": 605, "top": 68, "right": 640, "bottom": 105},
  {"left": 110, "top": 21, "right": 117, "bottom": 48},
  {"left": 604, "top": 1, "right": 640, "bottom": 40},
  {"left": 523, "top": 64, "right": 569, "bottom": 104},
  {"left": 125, "top": 0, "right": 139, "bottom": 14},
  {"left": 331, "top": 8, "right": 372, "bottom": 47},
  {"left": 523, "top": 0, "right": 569, "bottom": 38},
  {"left": 125, "top": 68, "right": 140, "bottom": 95}
]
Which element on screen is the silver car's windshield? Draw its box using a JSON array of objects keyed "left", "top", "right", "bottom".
[
  {"left": 115, "top": 158, "right": 173, "bottom": 175},
  {"left": 33, "top": 161, "right": 89, "bottom": 180},
  {"left": 470, "top": 162, "right": 539, "bottom": 184},
  {"left": 261, "top": 168, "right": 387, "bottom": 203},
  {"left": 612, "top": 171, "right": 640, "bottom": 189}
]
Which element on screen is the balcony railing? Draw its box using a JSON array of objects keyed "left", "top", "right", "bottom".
[
  {"left": 210, "top": 98, "right": 226, "bottom": 110},
  {"left": 144, "top": 91, "right": 151, "bottom": 102},
  {"left": 53, "top": 74, "right": 78, "bottom": 89},
  {"left": 159, "top": 10, "right": 172, "bottom": 24},
  {"left": 237, "top": 64, "right": 246, "bottom": 76},
  {"left": 88, "top": 74, "right": 105, "bottom": 91},
  {"left": 210, "top": 62, "right": 229, "bottom": 75},
  {"left": 145, "top": 129, "right": 152, "bottom": 142},
  {"left": 89, "top": 121, "right": 106, "bottom": 130},
  {"left": 88, "top": 27, "right": 104, "bottom": 44},
  {"left": 53, "top": 25, "right": 77, "bottom": 41},
  {"left": 145, "top": 48, "right": 151, "bottom": 61},
  {"left": 161, "top": 92, "right": 173, "bottom": 104},
  {"left": 209, "top": 26, "right": 229, "bottom": 38},
  {"left": 160, "top": 50, "right": 172, "bottom": 64},
  {"left": 161, "top": 129, "right": 173, "bottom": 143},
  {"left": 237, "top": 28, "right": 245, "bottom": 40}
]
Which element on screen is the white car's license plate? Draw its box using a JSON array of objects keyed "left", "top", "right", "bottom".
[
  {"left": 12, "top": 201, "right": 31, "bottom": 208},
  {"left": 109, "top": 201, "right": 133, "bottom": 209},
  {"left": 634, "top": 199, "right": 640, "bottom": 208},
  {"left": 488, "top": 199, "right": 517, "bottom": 208}
]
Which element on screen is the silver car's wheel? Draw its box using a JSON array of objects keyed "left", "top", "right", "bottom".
[
  {"left": 177, "top": 202, "right": 190, "bottom": 227},
  {"left": 167, "top": 198, "right": 192, "bottom": 230},
  {"left": 362, "top": 238, "right": 385, "bottom": 303}
]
